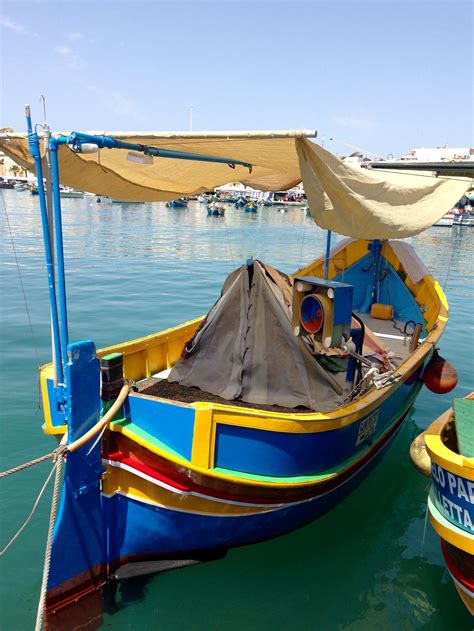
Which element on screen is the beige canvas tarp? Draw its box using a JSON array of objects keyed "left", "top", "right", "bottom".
[
  {"left": 0, "top": 130, "right": 470, "bottom": 238},
  {"left": 168, "top": 261, "right": 344, "bottom": 412}
]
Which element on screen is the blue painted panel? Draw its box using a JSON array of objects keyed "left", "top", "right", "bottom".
[
  {"left": 124, "top": 394, "right": 195, "bottom": 460},
  {"left": 48, "top": 340, "right": 104, "bottom": 590},
  {"left": 335, "top": 256, "right": 425, "bottom": 331},
  {"left": 105, "top": 420, "right": 403, "bottom": 562},
  {"left": 46, "top": 377, "right": 64, "bottom": 428},
  {"left": 214, "top": 381, "right": 421, "bottom": 476}
]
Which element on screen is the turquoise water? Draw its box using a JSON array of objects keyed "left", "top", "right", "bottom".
[{"left": 0, "top": 190, "right": 472, "bottom": 630}]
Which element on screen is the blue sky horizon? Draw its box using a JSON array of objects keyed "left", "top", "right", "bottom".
[{"left": 1, "top": 1, "right": 472, "bottom": 158}]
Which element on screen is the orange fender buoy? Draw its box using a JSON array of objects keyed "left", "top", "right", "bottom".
[{"left": 423, "top": 349, "right": 458, "bottom": 394}]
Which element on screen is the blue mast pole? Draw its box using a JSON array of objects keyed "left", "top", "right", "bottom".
[
  {"left": 324, "top": 230, "right": 332, "bottom": 280},
  {"left": 50, "top": 137, "right": 69, "bottom": 369},
  {"left": 25, "top": 105, "right": 64, "bottom": 386}
]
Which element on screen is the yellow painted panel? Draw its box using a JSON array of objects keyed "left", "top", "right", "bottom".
[{"left": 191, "top": 409, "right": 214, "bottom": 468}]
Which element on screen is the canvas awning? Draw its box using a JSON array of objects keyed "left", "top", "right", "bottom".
[{"left": 0, "top": 130, "right": 470, "bottom": 238}]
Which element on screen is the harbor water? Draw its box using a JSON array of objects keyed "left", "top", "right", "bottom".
[{"left": 0, "top": 190, "right": 472, "bottom": 629}]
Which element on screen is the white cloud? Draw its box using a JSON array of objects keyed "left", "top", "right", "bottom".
[
  {"left": 0, "top": 16, "right": 25, "bottom": 32},
  {"left": 54, "top": 44, "right": 84, "bottom": 70}
]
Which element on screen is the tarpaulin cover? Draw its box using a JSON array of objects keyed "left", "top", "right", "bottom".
[
  {"left": 0, "top": 130, "right": 470, "bottom": 238},
  {"left": 168, "top": 261, "right": 344, "bottom": 412}
]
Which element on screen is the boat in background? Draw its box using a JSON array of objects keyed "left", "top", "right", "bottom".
[
  {"left": 166, "top": 198, "right": 188, "bottom": 208},
  {"left": 433, "top": 212, "right": 455, "bottom": 227},
  {"left": 0, "top": 177, "right": 15, "bottom": 189},
  {"left": 110, "top": 198, "right": 144, "bottom": 204},
  {"left": 59, "top": 187, "right": 83, "bottom": 198},
  {"left": 244, "top": 200, "right": 258, "bottom": 212},
  {"left": 410, "top": 394, "right": 474, "bottom": 614},
  {"left": 207, "top": 201, "right": 225, "bottom": 216}
]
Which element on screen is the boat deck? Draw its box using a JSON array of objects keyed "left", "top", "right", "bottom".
[
  {"left": 135, "top": 315, "right": 414, "bottom": 411},
  {"left": 137, "top": 378, "right": 313, "bottom": 413},
  {"left": 356, "top": 313, "right": 413, "bottom": 365}
]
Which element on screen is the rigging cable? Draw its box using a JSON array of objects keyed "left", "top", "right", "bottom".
[{"left": 1, "top": 191, "right": 41, "bottom": 370}]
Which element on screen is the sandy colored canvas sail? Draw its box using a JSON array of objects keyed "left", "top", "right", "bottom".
[
  {"left": 0, "top": 130, "right": 470, "bottom": 238},
  {"left": 295, "top": 139, "right": 471, "bottom": 239}
]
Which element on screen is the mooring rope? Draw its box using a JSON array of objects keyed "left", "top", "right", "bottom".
[
  {"left": 0, "top": 462, "right": 56, "bottom": 557},
  {"left": 0, "top": 452, "right": 56, "bottom": 478},
  {"left": 35, "top": 450, "right": 65, "bottom": 631}
]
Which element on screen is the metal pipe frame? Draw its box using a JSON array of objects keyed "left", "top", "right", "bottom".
[{"left": 25, "top": 106, "right": 64, "bottom": 386}]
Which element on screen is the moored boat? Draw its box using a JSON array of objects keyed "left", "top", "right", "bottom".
[
  {"left": 433, "top": 212, "right": 454, "bottom": 227},
  {"left": 59, "top": 187, "right": 83, "bottom": 198},
  {"left": 207, "top": 201, "right": 225, "bottom": 215},
  {"left": 410, "top": 395, "right": 474, "bottom": 614},
  {"left": 1, "top": 117, "right": 471, "bottom": 629},
  {"left": 166, "top": 197, "right": 188, "bottom": 208},
  {"left": 244, "top": 200, "right": 258, "bottom": 212}
]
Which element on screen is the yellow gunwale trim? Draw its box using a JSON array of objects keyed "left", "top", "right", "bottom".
[
  {"left": 425, "top": 409, "right": 474, "bottom": 479},
  {"left": 428, "top": 493, "right": 474, "bottom": 554},
  {"left": 109, "top": 393, "right": 413, "bottom": 489}
]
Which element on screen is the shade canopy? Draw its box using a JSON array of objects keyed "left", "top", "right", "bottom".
[{"left": 0, "top": 130, "right": 470, "bottom": 238}]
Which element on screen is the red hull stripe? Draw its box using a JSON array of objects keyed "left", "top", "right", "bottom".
[
  {"left": 105, "top": 406, "right": 412, "bottom": 506},
  {"left": 441, "top": 540, "right": 474, "bottom": 592}
]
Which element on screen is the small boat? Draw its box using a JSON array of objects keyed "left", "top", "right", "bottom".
[
  {"left": 166, "top": 198, "right": 188, "bottom": 208},
  {"left": 197, "top": 194, "right": 209, "bottom": 204},
  {"left": 13, "top": 182, "right": 27, "bottom": 191},
  {"left": 410, "top": 394, "right": 474, "bottom": 614},
  {"left": 234, "top": 196, "right": 247, "bottom": 208},
  {"left": 1, "top": 118, "right": 471, "bottom": 629},
  {"left": 0, "top": 178, "right": 14, "bottom": 189},
  {"left": 110, "top": 198, "right": 144, "bottom": 204},
  {"left": 433, "top": 213, "right": 454, "bottom": 227},
  {"left": 244, "top": 201, "right": 258, "bottom": 212},
  {"left": 453, "top": 211, "right": 473, "bottom": 226},
  {"left": 30, "top": 186, "right": 39, "bottom": 195},
  {"left": 59, "top": 187, "right": 84, "bottom": 198},
  {"left": 207, "top": 201, "right": 225, "bottom": 216}
]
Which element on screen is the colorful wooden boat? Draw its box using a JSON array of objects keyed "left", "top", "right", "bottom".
[
  {"left": 244, "top": 200, "right": 258, "bottom": 212},
  {"left": 411, "top": 395, "right": 473, "bottom": 614},
  {"left": 1, "top": 118, "right": 471, "bottom": 629},
  {"left": 166, "top": 198, "right": 188, "bottom": 208}
]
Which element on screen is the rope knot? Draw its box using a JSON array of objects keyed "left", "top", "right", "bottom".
[{"left": 53, "top": 444, "right": 68, "bottom": 462}]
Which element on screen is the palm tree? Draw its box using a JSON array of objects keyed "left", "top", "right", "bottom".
[{"left": 9, "top": 164, "right": 22, "bottom": 178}]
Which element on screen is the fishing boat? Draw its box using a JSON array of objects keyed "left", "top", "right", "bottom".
[
  {"left": 166, "top": 198, "right": 188, "bottom": 208},
  {"left": 410, "top": 395, "right": 473, "bottom": 614},
  {"left": 0, "top": 177, "right": 15, "bottom": 189},
  {"left": 207, "top": 201, "right": 225, "bottom": 216},
  {"left": 59, "top": 187, "right": 83, "bottom": 198},
  {"left": 244, "top": 200, "right": 258, "bottom": 212},
  {"left": 0, "top": 115, "right": 471, "bottom": 629},
  {"left": 13, "top": 182, "right": 28, "bottom": 191},
  {"left": 433, "top": 212, "right": 455, "bottom": 227},
  {"left": 110, "top": 198, "right": 144, "bottom": 204}
]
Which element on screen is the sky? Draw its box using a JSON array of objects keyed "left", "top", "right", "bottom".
[{"left": 0, "top": 0, "right": 472, "bottom": 158}]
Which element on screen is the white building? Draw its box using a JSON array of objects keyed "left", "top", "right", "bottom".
[{"left": 399, "top": 146, "right": 474, "bottom": 162}]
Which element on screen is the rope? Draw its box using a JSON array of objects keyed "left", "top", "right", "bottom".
[
  {"left": 35, "top": 450, "right": 65, "bottom": 631},
  {"left": 0, "top": 462, "right": 56, "bottom": 556},
  {"left": 0, "top": 451, "right": 56, "bottom": 478}
]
